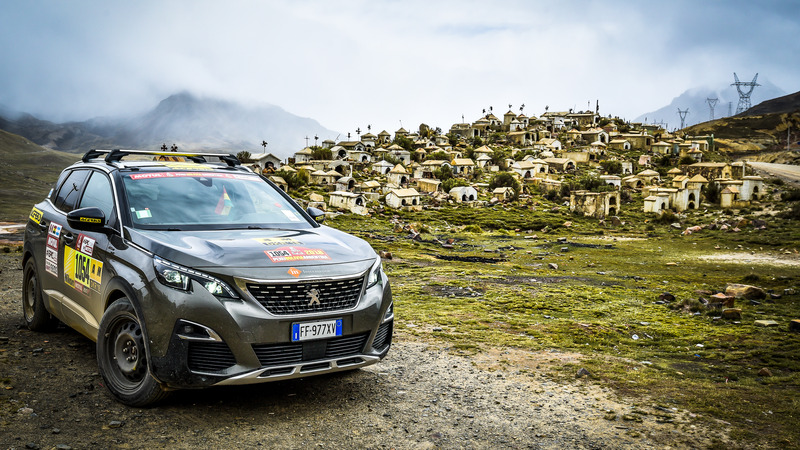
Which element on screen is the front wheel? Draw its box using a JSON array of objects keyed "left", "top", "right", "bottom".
[
  {"left": 97, "top": 298, "right": 169, "bottom": 406},
  {"left": 22, "top": 259, "right": 58, "bottom": 331}
]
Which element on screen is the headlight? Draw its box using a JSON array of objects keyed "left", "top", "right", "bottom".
[
  {"left": 154, "top": 256, "right": 238, "bottom": 298},
  {"left": 366, "top": 257, "right": 383, "bottom": 289}
]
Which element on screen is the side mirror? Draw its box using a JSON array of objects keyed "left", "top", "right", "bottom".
[
  {"left": 306, "top": 207, "right": 325, "bottom": 224},
  {"left": 67, "top": 207, "right": 107, "bottom": 232}
]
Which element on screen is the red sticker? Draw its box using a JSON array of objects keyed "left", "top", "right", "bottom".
[{"left": 287, "top": 267, "right": 302, "bottom": 277}]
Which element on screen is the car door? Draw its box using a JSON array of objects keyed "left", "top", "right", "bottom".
[
  {"left": 58, "top": 169, "right": 118, "bottom": 340},
  {"left": 36, "top": 168, "right": 91, "bottom": 320}
]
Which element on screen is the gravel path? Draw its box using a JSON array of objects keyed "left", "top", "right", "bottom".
[{"left": 0, "top": 253, "right": 729, "bottom": 449}]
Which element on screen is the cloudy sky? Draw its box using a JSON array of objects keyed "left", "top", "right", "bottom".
[{"left": 1, "top": 0, "right": 798, "bottom": 136}]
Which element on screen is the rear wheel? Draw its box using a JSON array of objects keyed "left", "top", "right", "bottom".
[
  {"left": 22, "top": 259, "right": 58, "bottom": 331},
  {"left": 97, "top": 297, "right": 169, "bottom": 406}
]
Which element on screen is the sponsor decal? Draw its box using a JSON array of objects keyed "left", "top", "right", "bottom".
[
  {"left": 79, "top": 216, "right": 102, "bottom": 223},
  {"left": 45, "top": 246, "right": 58, "bottom": 277},
  {"left": 29, "top": 207, "right": 43, "bottom": 225},
  {"left": 254, "top": 237, "right": 302, "bottom": 246},
  {"left": 48, "top": 222, "right": 62, "bottom": 238},
  {"left": 77, "top": 234, "right": 96, "bottom": 256},
  {"left": 265, "top": 246, "right": 331, "bottom": 263},
  {"left": 128, "top": 172, "right": 258, "bottom": 181},
  {"left": 44, "top": 223, "right": 61, "bottom": 277},
  {"left": 64, "top": 247, "right": 103, "bottom": 294},
  {"left": 287, "top": 267, "right": 302, "bottom": 278}
]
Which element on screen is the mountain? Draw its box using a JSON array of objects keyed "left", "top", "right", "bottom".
[
  {"left": 0, "top": 129, "right": 81, "bottom": 221},
  {"left": 634, "top": 76, "right": 787, "bottom": 130},
  {"left": 0, "top": 93, "right": 338, "bottom": 159}
]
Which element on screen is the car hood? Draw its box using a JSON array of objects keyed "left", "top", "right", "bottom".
[{"left": 125, "top": 226, "right": 377, "bottom": 279}]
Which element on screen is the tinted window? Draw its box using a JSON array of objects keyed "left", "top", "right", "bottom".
[
  {"left": 53, "top": 170, "right": 90, "bottom": 213},
  {"left": 121, "top": 171, "right": 311, "bottom": 230},
  {"left": 79, "top": 171, "right": 116, "bottom": 226}
]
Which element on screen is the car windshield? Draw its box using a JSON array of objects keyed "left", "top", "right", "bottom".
[{"left": 121, "top": 171, "right": 311, "bottom": 230}]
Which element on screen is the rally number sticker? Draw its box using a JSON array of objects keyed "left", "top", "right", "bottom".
[
  {"left": 64, "top": 247, "right": 103, "bottom": 295},
  {"left": 29, "top": 207, "right": 43, "bottom": 225},
  {"left": 265, "top": 246, "right": 331, "bottom": 263}
]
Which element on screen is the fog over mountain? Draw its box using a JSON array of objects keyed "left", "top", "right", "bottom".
[
  {"left": 0, "top": 92, "right": 339, "bottom": 159},
  {"left": 634, "top": 76, "right": 786, "bottom": 130}
]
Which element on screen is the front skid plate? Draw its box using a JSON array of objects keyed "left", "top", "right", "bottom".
[{"left": 213, "top": 354, "right": 381, "bottom": 386}]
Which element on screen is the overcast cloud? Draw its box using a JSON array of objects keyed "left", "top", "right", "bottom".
[{"left": 1, "top": 0, "right": 798, "bottom": 136}]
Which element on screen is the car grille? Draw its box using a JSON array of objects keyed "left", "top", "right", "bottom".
[
  {"left": 246, "top": 276, "right": 365, "bottom": 315},
  {"left": 373, "top": 321, "right": 392, "bottom": 351},
  {"left": 252, "top": 332, "right": 369, "bottom": 367},
  {"left": 187, "top": 341, "right": 237, "bottom": 373}
]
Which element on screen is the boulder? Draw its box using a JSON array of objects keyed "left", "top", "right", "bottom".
[
  {"left": 754, "top": 320, "right": 778, "bottom": 327},
  {"left": 725, "top": 283, "right": 766, "bottom": 300},
  {"left": 309, "top": 193, "right": 325, "bottom": 203},
  {"left": 789, "top": 319, "right": 800, "bottom": 332},
  {"left": 721, "top": 308, "right": 742, "bottom": 320},
  {"left": 609, "top": 216, "right": 622, "bottom": 226},
  {"left": 758, "top": 367, "right": 773, "bottom": 377}
]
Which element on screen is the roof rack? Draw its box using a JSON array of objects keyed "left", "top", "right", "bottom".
[{"left": 82, "top": 149, "right": 241, "bottom": 167}]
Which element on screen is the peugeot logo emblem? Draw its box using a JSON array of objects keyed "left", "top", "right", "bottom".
[{"left": 307, "top": 288, "right": 321, "bottom": 307}]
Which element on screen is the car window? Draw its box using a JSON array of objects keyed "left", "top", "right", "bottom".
[
  {"left": 79, "top": 171, "right": 117, "bottom": 226},
  {"left": 121, "top": 171, "right": 312, "bottom": 229},
  {"left": 53, "top": 169, "right": 90, "bottom": 213}
]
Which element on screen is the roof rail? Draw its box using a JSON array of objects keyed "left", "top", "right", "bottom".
[{"left": 82, "top": 149, "right": 241, "bottom": 167}]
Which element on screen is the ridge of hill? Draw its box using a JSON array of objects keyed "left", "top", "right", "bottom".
[
  {"left": 682, "top": 90, "right": 800, "bottom": 164},
  {"left": 0, "top": 129, "right": 80, "bottom": 221},
  {"left": 0, "top": 92, "right": 338, "bottom": 159}
]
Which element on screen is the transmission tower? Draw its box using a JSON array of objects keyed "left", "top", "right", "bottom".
[
  {"left": 677, "top": 108, "right": 689, "bottom": 129},
  {"left": 731, "top": 72, "right": 760, "bottom": 114},
  {"left": 706, "top": 97, "right": 719, "bottom": 121}
]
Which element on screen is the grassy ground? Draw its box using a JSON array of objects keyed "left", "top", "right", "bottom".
[{"left": 329, "top": 205, "right": 800, "bottom": 447}]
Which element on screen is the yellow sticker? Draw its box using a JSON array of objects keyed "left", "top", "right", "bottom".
[
  {"left": 160, "top": 162, "right": 213, "bottom": 171},
  {"left": 79, "top": 217, "right": 102, "bottom": 223},
  {"left": 64, "top": 247, "right": 103, "bottom": 293},
  {"left": 29, "top": 207, "right": 43, "bottom": 225}
]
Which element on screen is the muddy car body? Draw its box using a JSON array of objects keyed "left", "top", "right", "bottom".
[{"left": 22, "top": 149, "right": 392, "bottom": 405}]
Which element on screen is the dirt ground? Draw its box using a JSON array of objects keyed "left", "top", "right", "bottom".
[{"left": 0, "top": 251, "right": 731, "bottom": 449}]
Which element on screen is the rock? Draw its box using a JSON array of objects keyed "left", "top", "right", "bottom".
[
  {"left": 789, "top": 319, "right": 800, "bottom": 332},
  {"left": 379, "top": 251, "right": 393, "bottom": 260},
  {"left": 754, "top": 320, "right": 778, "bottom": 327},
  {"left": 56, "top": 445, "right": 72, "bottom": 450},
  {"left": 557, "top": 237, "right": 568, "bottom": 243},
  {"left": 18, "top": 407, "right": 34, "bottom": 415},
  {"left": 548, "top": 263, "right": 558, "bottom": 270},
  {"left": 560, "top": 247, "right": 569, "bottom": 253},
  {"left": 785, "top": 288, "right": 796, "bottom": 296},
  {"left": 25, "top": 443, "right": 40, "bottom": 450},
  {"left": 658, "top": 292, "right": 675, "bottom": 302},
  {"left": 665, "top": 262, "right": 677, "bottom": 266},
  {"left": 670, "top": 223, "right": 682, "bottom": 229},
  {"left": 576, "top": 368, "right": 591, "bottom": 378},
  {"left": 752, "top": 219, "right": 767, "bottom": 229},
  {"left": 309, "top": 193, "right": 325, "bottom": 203},
  {"left": 108, "top": 420, "right": 124, "bottom": 428},
  {"left": 725, "top": 283, "right": 766, "bottom": 300},
  {"left": 563, "top": 221, "right": 572, "bottom": 228},
  {"left": 769, "top": 293, "right": 782, "bottom": 300},
  {"left": 721, "top": 308, "right": 742, "bottom": 320},
  {"left": 758, "top": 367, "right": 773, "bottom": 377},
  {"left": 610, "top": 216, "right": 622, "bottom": 226}
]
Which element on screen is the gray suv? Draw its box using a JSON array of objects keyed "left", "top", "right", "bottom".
[{"left": 23, "top": 149, "right": 393, "bottom": 406}]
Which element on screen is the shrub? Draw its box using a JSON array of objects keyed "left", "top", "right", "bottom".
[{"left": 781, "top": 189, "right": 800, "bottom": 202}]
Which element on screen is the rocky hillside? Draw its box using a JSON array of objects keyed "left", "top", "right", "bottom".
[
  {"left": 682, "top": 90, "right": 800, "bottom": 163},
  {"left": 0, "top": 129, "right": 80, "bottom": 221}
]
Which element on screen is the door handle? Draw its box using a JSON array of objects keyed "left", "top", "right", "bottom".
[
  {"left": 38, "top": 221, "right": 48, "bottom": 232},
  {"left": 63, "top": 231, "right": 75, "bottom": 245}
]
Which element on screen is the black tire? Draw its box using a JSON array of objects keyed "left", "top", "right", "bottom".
[
  {"left": 22, "top": 259, "right": 59, "bottom": 331},
  {"left": 97, "top": 297, "right": 169, "bottom": 406}
]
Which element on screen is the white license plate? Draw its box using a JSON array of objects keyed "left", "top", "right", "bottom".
[{"left": 291, "top": 319, "right": 343, "bottom": 342}]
